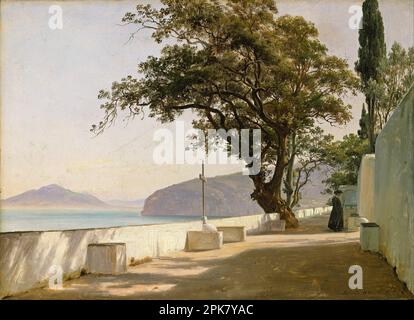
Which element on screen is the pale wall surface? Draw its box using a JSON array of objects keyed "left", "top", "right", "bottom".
[
  {"left": 375, "top": 84, "right": 414, "bottom": 294},
  {"left": 0, "top": 207, "right": 331, "bottom": 298},
  {"left": 340, "top": 185, "right": 357, "bottom": 228},
  {"left": 340, "top": 185, "right": 357, "bottom": 208},
  {"left": 357, "top": 154, "right": 376, "bottom": 221}
]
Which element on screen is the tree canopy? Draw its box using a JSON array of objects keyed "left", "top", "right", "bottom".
[
  {"left": 323, "top": 134, "right": 369, "bottom": 193},
  {"left": 93, "top": 0, "right": 358, "bottom": 227},
  {"left": 355, "top": 0, "right": 386, "bottom": 152}
]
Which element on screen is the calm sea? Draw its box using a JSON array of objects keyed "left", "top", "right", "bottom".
[{"left": 0, "top": 208, "right": 199, "bottom": 233}]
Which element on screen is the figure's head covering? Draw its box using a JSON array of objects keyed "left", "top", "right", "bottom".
[{"left": 334, "top": 189, "right": 343, "bottom": 195}]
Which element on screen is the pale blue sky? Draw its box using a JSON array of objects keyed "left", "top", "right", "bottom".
[{"left": 1, "top": 0, "right": 413, "bottom": 200}]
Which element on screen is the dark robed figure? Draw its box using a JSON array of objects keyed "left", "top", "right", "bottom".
[{"left": 328, "top": 190, "right": 344, "bottom": 232}]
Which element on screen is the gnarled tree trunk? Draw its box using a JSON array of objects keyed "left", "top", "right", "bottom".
[
  {"left": 256, "top": 192, "right": 299, "bottom": 228},
  {"left": 250, "top": 134, "right": 299, "bottom": 229}
]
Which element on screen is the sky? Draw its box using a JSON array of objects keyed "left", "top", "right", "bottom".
[{"left": 1, "top": 0, "right": 413, "bottom": 200}]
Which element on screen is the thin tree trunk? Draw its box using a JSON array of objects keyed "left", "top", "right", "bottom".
[
  {"left": 367, "top": 97, "right": 376, "bottom": 153},
  {"left": 285, "top": 133, "right": 296, "bottom": 207}
]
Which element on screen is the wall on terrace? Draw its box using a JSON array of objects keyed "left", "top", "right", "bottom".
[
  {"left": 374, "top": 83, "right": 414, "bottom": 294},
  {"left": 357, "top": 154, "right": 376, "bottom": 221},
  {"left": 0, "top": 206, "right": 331, "bottom": 298}
]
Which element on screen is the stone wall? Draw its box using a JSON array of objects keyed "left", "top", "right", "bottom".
[
  {"left": 374, "top": 84, "right": 414, "bottom": 294},
  {"left": 0, "top": 206, "right": 331, "bottom": 298},
  {"left": 357, "top": 154, "right": 376, "bottom": 221}
]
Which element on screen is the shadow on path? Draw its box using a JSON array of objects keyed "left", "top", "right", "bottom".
[{"left": 13, "top": 244, "right": 413, "bottom": 300}]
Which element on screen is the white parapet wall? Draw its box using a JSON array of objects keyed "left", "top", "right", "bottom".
[
  {"left": 295, "top": 206, "right": 332, "bottom": 219},
  {"left": 0, "top": 206, "right": 331, "bottom": 298},
  {"left": 357, "top": 154, "right": 376, "bottom": 221},
  {"left": 374, "top": 83, "right": 414, "bottom": 294}
]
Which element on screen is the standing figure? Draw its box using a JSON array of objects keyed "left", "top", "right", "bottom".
[{"left": 328, "top": 190, "right": 344, "bottom": 232}]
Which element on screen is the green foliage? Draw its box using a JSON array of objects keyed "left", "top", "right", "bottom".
[
  {"left": 355, "top": 0, "right": 386, "bottom": 86},
  {"left": 357, "top": 103, "right": 368, "bottom": 139},
  {"left": 323, "top": 134, "right": 369, "bottom": 193},
  {"left": 92, "top": 0, "right": 358, "bottom": 215},
  {"left": 353, "top": 42, "right": 414, "bottom": 151},
  {"left": 373, "top": 42, "right": 414, "bottom": 130},
  {"left": 355, "top": 0, "right": 386, "bottom": 153}
]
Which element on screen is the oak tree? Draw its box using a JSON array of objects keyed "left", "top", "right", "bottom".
[{"left": 93, "top": 0, "right": 358, "bottom": 227}]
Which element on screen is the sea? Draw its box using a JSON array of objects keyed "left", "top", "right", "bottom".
[{"left": 0, "top": 208, "right": 200, "bottom": 233}]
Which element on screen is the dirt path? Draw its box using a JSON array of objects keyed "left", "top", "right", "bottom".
[{"left": 10, "top": 214, "right": 413, "bottom": 299}]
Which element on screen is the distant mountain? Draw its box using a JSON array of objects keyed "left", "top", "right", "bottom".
[
  {"left": 2, "top": 168, "right": 329, "bottom": 212},
  {"left": 105, "top": 199, "right": 146, "bottom": 209},
  {"left": 2, "top": 184, "right": 110, "bottom": 209},
  {"left": 142, "top": 173, "right": 263, "bottom": 217},
  {"left": 293, "top": 166, "right": 332, "bottom": 208},
  {"left": 142, "top": 169, "right": 330, "bottom": 217}
]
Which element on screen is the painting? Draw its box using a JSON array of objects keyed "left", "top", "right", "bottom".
[{"left": 1, "top": 0, "right": 413, "bottom": 306}]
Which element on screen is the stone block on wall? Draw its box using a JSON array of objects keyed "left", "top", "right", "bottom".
[
  {"left": 86, "top": 243, "right": 127, "bottom": 275},
  {"left": 360, "top": 223, "right": 380, "bottom": 252},
  {"left": 348, "top": 216, "right": 368, "bottom": 232},
  {"left": 269, "top": 220, "right": 286, "bottom": 232},
  {"left": 343, "top": 207, "right": 357, "bottom": 229},
  {"left": 186, "top": 231, "right": 223, "bottom": 251},
  {"left": 216, "top": 226, "right": 246, "bottom": 243}
]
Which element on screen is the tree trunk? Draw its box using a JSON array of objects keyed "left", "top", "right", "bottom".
[
  {"left": 284, "top": 133, "right": 296, "bottom": 207},
  {"left": 252, "top": 187, "right": 299, "bottom": 229},
  {"left": 367, "top": 97, "right": 376, "bottom": 153},
  {"left": 250, "top": 134, "right": 299, "bottom": 229},
  {"left": 291, "top": 188, "right": 300, "bottom": 209},
  {"left": 276, "top": 199, "right": 299, "bottom": 229}
]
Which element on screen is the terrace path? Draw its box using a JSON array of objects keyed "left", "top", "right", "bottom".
[{"left": 10, "top": 214, "right": 413, "bottom": 299}]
